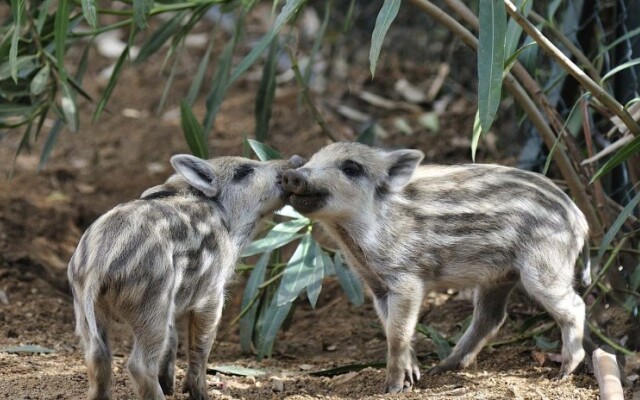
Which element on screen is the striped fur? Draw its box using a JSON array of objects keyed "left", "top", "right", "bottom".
[
  {"left": 281, "top": 142, "right": 589, "bottom": 393},
  {"left": 68, "top": 155, "right": 298, "bottom": 400}
]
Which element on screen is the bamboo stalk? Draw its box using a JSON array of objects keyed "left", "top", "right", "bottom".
[
  {"left": 503, "top": 0, "right": 640, "bottom": 137},
  {"left": 405, "top": 0, "right": 604, "bottom": 239}
]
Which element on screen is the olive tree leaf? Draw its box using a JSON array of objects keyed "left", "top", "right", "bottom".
[
  {"left": 180, "top": 100, "right": 208, "bottom": 159},
  {"left": 247, "top": 138, "right": 282, "bottom": 160},
  {"left": 9, "top": 0, "right": 25, "bottom": 83},
  {"left": 477, "top": 0, "right": 506, "bottom": 133},
  {"left": 276, "top": 232, "right": 316, "bottom": 306},
  {"left": 306, "top": 241, "right": 326, "bottom": 308},
  {"left": 60, "top": 81, "right": 78, "bottom": 132},
  {"left": 81, "top": 0, "right": 97, "bottom": 28},
  {"left": 257, "top": 296, "right": 293, "bottom": 360},
  {"left": 242, "top": 219, "right": 309, "bottom": 257},
  {"left": 334, "top": 252, "right": 364, "bottom": 306},
  {"left": 239, "top": 251, "right": 270, "bottom": 353},
  {"left": 133, "top": 0, "right": 153, "bottom": 30},
  {"left": 369, "top": 0, "right": 400, "bottom": 78},
  {"left": 255, "top": 39, "right": 279, "bottom": 142}
]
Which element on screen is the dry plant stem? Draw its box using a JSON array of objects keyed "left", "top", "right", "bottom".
[
  {"left": 587, "top": 321, "right": 634, "bottom": 356},
  {"left": 504, "top": 0, "right": 640, "bottom": 137},
  {"left": 582, "top": 98, "right": 610, "bottom": 226},
  {"left": 583, "top": 237, "right": 628, "bottom": 299},
  {"left": 528, "top": 10, "right": 601, "bottom": 81},
  {"left": 443, "top": 0, "right": 591, "bottom": 183},
  {"left": 409, "top": 0, "right": 604, "bottom": 238}
]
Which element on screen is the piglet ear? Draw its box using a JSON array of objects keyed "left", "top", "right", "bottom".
[
  {"left": 385, "top": 149, "right": 424, "bottom": 191},
  {"left": 170, "top": 154, "right": 219, "bottom": 197}
]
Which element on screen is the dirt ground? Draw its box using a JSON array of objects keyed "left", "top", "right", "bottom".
[{"left": 0, "top": 5, "right": 638, "bottom": 399}]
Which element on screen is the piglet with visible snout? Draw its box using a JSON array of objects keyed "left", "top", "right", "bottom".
[
  {"left": 68, "top": 154, "right": 304, "bottom": 400},
  {"left": 280, "top": 142, "right": 590, "bottom": 393}
]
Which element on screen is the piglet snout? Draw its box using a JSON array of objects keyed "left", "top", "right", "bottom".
[{"left": 280, "top": 170, "right": 309, "bottom": 195}]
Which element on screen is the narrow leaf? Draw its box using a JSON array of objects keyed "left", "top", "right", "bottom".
[
  {"left": 0, "top": 55, "right": 37, "bottom": 80},
  {"left": 242, "top": 219, "right": 309, "bottom": 257},
  {"left": 356, "top": 123, "right": 375, "bottom": 145},
  {"left": 597, "top": 190, "right": 640, "bottom": 263},
  {"left": 229, "top": 0, "right": 305, "bottom": 84},
  {"left": 38, "top": 118, "right": 63, "bottom": 170},
  {"left": 9, "top": 0, "right": 24, "bottom": 83},
  {"left": 54, "top": 0, "right": 70, "bottom": 80},
  {"left": 591, "top": 135, "right": 640, "bottom": 182},
  {"left": 504, "top": 0, "right": 531, "bottom": 58},
  {"left": 306, "top": 241, "right": 325, "bottom": 308},
  {"left": 275, "top": 205, "right": 305, "bottom": 219},
  {"left": 30, "top": 65, "right": 50, "bottom": 96},
  {"left": 477, "top": 0, "right": 506, "bottom": 132},
  {"left": 135, "top": 11, "right": 186, "bottom": 64},
  {"left": 180, "top": 100, "right": 208, "bottom": 159},
  {"left": 133, "top": 0, "right": 153, "bottom": 30},
  {"left": 247, "top": 138, "right": 282, "bottom": 160},
  {"left": 60, "top": 81, "right": 78, "bottom": 132},
  {"left": 240, "top": 251, "right": 270, "bottom": 353},
  {"left": 207, "top": 365, "right": 266, "bottom": 377},
  {"left": 416, "top": 323, "right": 452, "bottom": 360},
  {"left": 601, "top": 58, "right": 640, "bottom": 83},
  {"left": 334, "top": 252, "right": 364, "bottom": 306},
  {"left": 276, "top": 232, "right": 316, "bottom": 306},
  {"left": 35, "top": 0, "right": 53, "bottom": 35},
  {"left": 369, "top": 0, "right": 400, "bottom": 77},
  {"left": 534, "top": 335, "right": 559, "bottom": 350},
  {"left": 255, "top": 39, "right": 279, "bottom": 142},
  {"left": 321, "top": 250, "right": 335, "bottom": 276},
  {"left": 93, "top": 44, "right": 131, "bottom": 121},
  {"left": 186, "top": 34, "right": 215, "bottom": 105},
  {"left": 257, "top": 297, "right": 293, "bottom": 360},
  {"left": 81, "top": 0, "right": 97, "bottom": 28}
]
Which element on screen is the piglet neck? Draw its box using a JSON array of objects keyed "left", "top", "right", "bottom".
[{"left": 221, "top": 202, "right": 261, "bottom": 249}]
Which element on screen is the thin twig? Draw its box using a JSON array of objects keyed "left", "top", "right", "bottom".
[
  {"left": 586, "top": 320, "right": 634, "bottom": 356},
  {"left": 503, "top": 0, "right": 640, "bottom": 137},
  {"left": 583, "top": 237, "right": 628, "bottom": 299},
  {"left": 489, "top": 322, "right": 555, "bottom": 347}
]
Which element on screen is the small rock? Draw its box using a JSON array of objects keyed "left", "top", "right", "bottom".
[
  {"left": 271, "top": 377, "right": 284, "bottom": 392},
  {"left": 324, "top": 344, "right": 337, "bottom": 352},
  {"left": 299, "top": 364, "right": 314, "bottom": 371},
  {"left": 0, "top": 290, "right": 9, "bottom": 305},
  {"left": 245, "top": 376, "right": 256, "bottom": 384}
]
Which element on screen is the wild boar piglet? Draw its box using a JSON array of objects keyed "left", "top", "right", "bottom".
[
  {"left": 68, "top": 154, "right": 303, "bottom": 400},
  {"left": 280, "top": 142, "right": 589, "bottom": 393}
]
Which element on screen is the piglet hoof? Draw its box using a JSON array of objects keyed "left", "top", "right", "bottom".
[
  {"left": 428, "top": 360, "right": 458, "bottom": 375},
  {"left": 181, "top": 382, "right": 210, "bottom": 400}
]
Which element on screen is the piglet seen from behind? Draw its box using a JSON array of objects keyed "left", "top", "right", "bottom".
[{"left": 68, "top": 154, "right": 304, "bottom": 400}]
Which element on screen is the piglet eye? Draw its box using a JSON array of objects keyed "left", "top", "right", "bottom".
[
  {"left": 233, "top": 165, "right": 254, "bottom": 182},
  {"left": 340, "top": 160, "right": 363, "bottom": 178}
]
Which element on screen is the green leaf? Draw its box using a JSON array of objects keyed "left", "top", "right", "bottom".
[
  {"left": 369, "top": 0, "right": 400, "bottom": 78},
  {"left": 9, "top": 0, "right": 25, "bottom": 83},
  {"left": 356, "top": 123, "right": 375, "bottom": 145},
  {"left": 334, "top": 252, "right": 364, "bottom": 306},
  {"left": 416, "top": 323, "right": 452, "bottom": 360},
  {"left": 596, "top": 27, "right": 640, "bottom": 62},
  {"left": 186, "top": 34, "right": 214, "bottom": 105},
  {"left": 306, "top": 242, "right": 325, "bottom": 308},
  {"left": 257, "top": 296, "right": 293, "bottom": 360},
  {"left": 60, "top": 81, "right": 78, "bottom": 132},
  {"left": 601, "top": 58, "right": 640, "bottom": 83},
  {"left": 276, "top": 232, "right": 316, "bottom": 306},
  {"left": 504, "top": 0, "right": 531, "bottom": 58},
  {"left": 202, "top": 19, "right": 242, "bottom": 137},
  {"left": 240, "top": 251, "right": 270, "bottom": 353},
  {"left": 93, "top": 43, "right": 131, "bottom": 121},
  {"left": 134, "top": 0, "right": 153, "bottom": 29},
  {"left": 321, "top": 250, "right": 335, "bottom": 276},
  {"left": 477, "top": 0, "right": 506, "bottom": 133},
  {"left": 470, "top": 110, "right": 481, "bottom": 162},
  {"left": 342, "top": 0, "right": 356, "bottom": 33},
  {"left": 35, "top": 0, "right": 53, "bottom": 35},
  {"left": 38, "top": 118, "right": 63, "bottom": 170},
  {"left": 255, "top": 39, "right": 279, "bottom": 142},
  {"left": 0, "top": 345, "right": 54, "bottom": 354},
  {"left": 229, "top": 0, "right": 305, "bottom": 84},
  {"left": 597, "top": 190, "right": 640, "bottom": 264},
  {"left": 534, "top": 335, "right": 559, "bottom": 350},
  {"left": 81, "top": 0, "right": 97, "bottom": 28},
  {"left": 207, "top": 365, "right": 266, "bottom": 377},
  {"left": 275, "top": 205, "right": 305, "bottom": 220},
  {"left": 156, "top": 43, "right": 182, "bottom": 113},
  {"left": 303, "top": 0, "right": 331, "bottom": 84},
  {"left": 591, "top": 135, "right": 640, "bottom": 182},
  {"left": 180, "top": 100, "right": 209, "bottom": 159},
  {"left": 54, "top": 0, "right": 70, "bottom": 80},
  {"left": 242, "top": 219, "right": 309, "bottom": 257},
  {"left": 242, "top": 0, "right": 259, "bottom": 11},
  {"left": 0, "top": 55, "right": 37, "bottom": 81},
  {"left": 247, "top": 138, "right": 282, "bottom": 160},
  {"left": 135, "top": 11, "right": 186, "bottom": 64}
]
